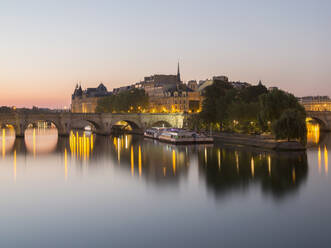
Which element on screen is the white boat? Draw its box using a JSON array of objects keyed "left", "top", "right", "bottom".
[
  {"left": 144, "top": 127, "right": 167, "bottom": 139},
  {"left": 158, "top": 129, "right": 213, "bottom": 144}
]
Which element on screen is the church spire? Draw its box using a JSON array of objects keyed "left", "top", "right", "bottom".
[{"left": 177, "top": 61, "right": 181, "bottom": 82}]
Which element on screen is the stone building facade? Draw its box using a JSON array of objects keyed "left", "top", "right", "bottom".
[
  {"left": 71, "top": 83, "right": 111, "bottom": 113},
  {"left": 149, "top": 88, "right": 201, "bottom": 113},
  {"left": 300, "top": 96, "right": 331, "bottom": 112}
]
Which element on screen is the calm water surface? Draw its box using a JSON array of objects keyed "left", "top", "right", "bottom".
[{"left": 0, "top": 126, "right": 330, "bottom": 248}]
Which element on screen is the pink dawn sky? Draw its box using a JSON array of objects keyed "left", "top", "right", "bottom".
[{"left": 0, "top": 0, "right": 330, "bottom": 108}]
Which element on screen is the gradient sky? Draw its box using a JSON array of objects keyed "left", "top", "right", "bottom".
[{"left": 1, "top": 0, "right": 330, "bottom": 108}]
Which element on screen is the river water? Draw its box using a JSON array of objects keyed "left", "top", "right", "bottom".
[{"left": 0, "top": 126, "right": 330, "bottom": 248}]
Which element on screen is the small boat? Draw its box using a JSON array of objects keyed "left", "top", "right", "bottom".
[{"left": 158, "top": 129, "right": 213, "bottom": 144}]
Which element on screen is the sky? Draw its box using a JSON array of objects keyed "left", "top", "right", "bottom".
[{"left": 0, "top": 0, "right": 330, "bottom": 108}]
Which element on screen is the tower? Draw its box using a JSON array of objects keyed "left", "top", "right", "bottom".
[{"left": 177, "top": 61, "right": 181, "bottom": 82}]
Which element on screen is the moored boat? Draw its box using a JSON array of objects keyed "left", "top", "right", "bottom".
[
  {"left": 158, "top": 129, "right": 213, "bottom": 144},
  {"left": 144, "top": 127, "right": 167, "bottom": 139}
]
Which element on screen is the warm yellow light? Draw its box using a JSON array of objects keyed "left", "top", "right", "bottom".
[
  {"left": 325, "top": 145, "right": 328, "bottom": 175},
  {"left": 131, "top": 145, "right": 134, "bottom": 176},
  {"left": 268, "top": 155, "right": 271, "bottom": 176},
  {"left": 251, "top": 157, "right": 255, "bottom": 177},
  {"left": 318, "top": 146, "right": 322, "bottom": 174},
  {"left": 138, "top": 145, "right": 142, "bottom": 176}
]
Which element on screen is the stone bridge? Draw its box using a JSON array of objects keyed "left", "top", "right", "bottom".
[
  {"left": 0, "top": 112, "right": 188, "bottom": 137},
  {"left": 307, "top": 111, "right": 331, "bottom": 131}
]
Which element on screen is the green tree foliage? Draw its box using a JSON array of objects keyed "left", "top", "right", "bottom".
[
  {"left": 258, "top": 88, "right": 305, "bottom": 131},
  {"left": 200, "top": 80, "right": 268, "bottom": 133},
  {"left": 199, "top": 81, "right": 307, "bottom": 138},
  {"left": 272, "top": 109, "right": 307, "bottom": 144},
  {"left": 96, "top": 88, "right": 149, "bottom": 113},
  {"left": 200, "top": 80, "right": 234, "bottom": 127},
  {"left": 238, "top": 81, "right": 267, "bottom": 103}
]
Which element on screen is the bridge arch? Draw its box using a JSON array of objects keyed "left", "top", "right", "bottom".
[
  {"left": 23, "top": 120, "right": 61, "bottom": 134},
  {"left": 149, "top": 120, "right": 172, "bottom": 128},
  {"left": 69, "top": 119, "right": 100, "bottom": 131},
  {"left": 111, "top": 119, "right": 141, "bottom": 133},
  {"left": 306, "top": 116, "right": 327, "bottom": 131}
]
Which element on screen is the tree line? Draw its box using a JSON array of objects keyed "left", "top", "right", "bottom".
[
  {"left": 190, "top": 80, "right": 306, "bottom": 143},
  {"left": 96, "top": 88, "right": 149, "bottom": 113}
]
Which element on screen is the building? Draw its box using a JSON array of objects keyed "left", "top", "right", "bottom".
[
  {"left": 139, "top": 64, "right": 202, "bottom": 113},
  {"left": 71, "top": 83, "right": 112, "bottom": 113},
  {"left": 70, "top": 63, "right": 204, "bottom": 114},
  {"left": 136, "top": 63, "right": 182, "bottom": 97},
  {"left": 149, "top": 85, "right": 202, "bottom": 113},
  {"left": 299, "top": 96, "right": 331, "bottom": 112},
  {"left": 187, "top": 80, "right": 198, "bottom": 91},
  {"left": 197, "top": 75, "right": 250, "bottom": 93}
]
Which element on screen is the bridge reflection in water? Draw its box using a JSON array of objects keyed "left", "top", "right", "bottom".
[{"left": 1, "top": 126, "right": 329, "bottom": 199}]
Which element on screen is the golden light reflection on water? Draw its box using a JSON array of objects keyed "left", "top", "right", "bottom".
[
  {"left": 251, "top": 157, "right": 255, "bottom": 177},
  {"left": 307, "top": 119, "right": 320, "bottom": 144},
  {"left": 325, "top": 145, "right": 328, "bottom": 175},
  {"left": 69, "top": 131, "right": 94, "bottom": 160},
  {"left": 318, "top": 146, "right": 322, "bottom": 174},
  {"left": 268, "top": 155, "right": 272, "bottom": 176},
  {"left": 217, "top": 149, "right": 221, "bottom": 171},
  {"left": 0, "top": 127, "right": 15, "bottom": 158},
  {"left": 131, "top": 145, "right": 134, "bottom": 176},
  {"left": 138, "top": 145, "right": 142, "bottom": 176}
]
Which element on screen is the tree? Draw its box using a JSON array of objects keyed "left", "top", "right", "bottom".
[
  {"left": 200, "top": 80, "right": 235, "bottom": 128},
  {"left": 272, "top": 109, "right": 307, "bottom": 144},
  {"left": 227, "top": 101, "right": 260, "bottom": 133},
  {"left": 96, "top": 88, "right": 149, "bottom": 113},
  {"left": 238, "top": 82, "right": 268, "bottom": 103},
  {"left": 258, "top": 89, "right": 305, "bottom": 131}
]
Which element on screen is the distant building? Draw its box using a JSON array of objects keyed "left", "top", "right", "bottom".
[
  {"left": 140, "top": 64, "right": 202, "bottom": 113},
  {"left": 113, "top": 85, "right": 134, "bottom": 94},
  {"left": 299, "top": 96, "right": 331, "bottom": 112},
  {"left": 71, "top": 83, "right": 112, "bottom": 113},
  {"left": 187, "top": 80, "right": 198, "bottom": 91},
  {"left": 212, "top": 76, "right": 228, "bottom": 82},
  {"left": 198, "top": 75, "right": 250, "bottom": 93},
  {"left": 136, "top": 63, "right": 182, "bottom": 97}
]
